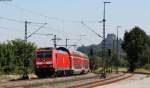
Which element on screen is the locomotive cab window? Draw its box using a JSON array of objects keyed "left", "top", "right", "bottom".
[{"left": 36, "top": 51, "right": 52, "bottom": 58}]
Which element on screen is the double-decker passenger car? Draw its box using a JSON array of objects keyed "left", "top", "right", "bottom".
[{"left": 33, "top": 47, "right": 89, "bottom": 77}]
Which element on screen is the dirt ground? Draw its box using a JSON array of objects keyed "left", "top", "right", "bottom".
[
  {"left": 0, "top": 73, "right": 124, "bottom": 88},
  {"left": 0, "top": 73, "right": 97, "bottom": 88},
  {"left": 95, "top": 74, "right": 150, "bottom": 88}
]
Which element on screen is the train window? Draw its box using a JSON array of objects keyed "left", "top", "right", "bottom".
[{"left": 36, "top": 51, "right": 52, "bottom": 58}]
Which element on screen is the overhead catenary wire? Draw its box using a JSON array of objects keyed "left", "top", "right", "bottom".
[
  {"left": 0, "top": 25, "right": 20, "bottom": 31},
  {"left": 0, "top": 16, "right": 46, "bottom": 24},
  {"left": 1, "top": 2, "right": 102, "bottom": 47},
  {"left": 0, "top": 24, "right": 96, "bottom": 47},
  {"left": 3, "top": 2, "right": 99, "bottom": 23},
  {"left": 0, "top": 24, "right": 97, "bottom": 49},
  {"left": 0, "top": 25, "right": 50, "bottom": 36},
  {"left": 27, "top": 23, "right": 47, "bottom": 39},
  {"left": 3, "top": 2, "right": 76, "bottom": 22},
  {"left": 37, "top": 24, "right": 85, "bottom": 40},
  {"left": 0, "top": 25, "right": 27, "bottom": 34},
  {"left": 2, "top": 3, "right": 100, "bottom": 37},
  {"left": 0, "top": 16, "right": 99, "bottom": 47},
  {"left": 0, "top": 16, "right": 24, "bottom": 23},
  {"left": 33, "top": 33, "right": 53, "bottom": 36},
  {"left": 0, "top": 17, "right": 70, "bottom": 39},
  {"left": 0, "top": 16, "right": 82, "bottom": 39},
  {"left": 81, "top": 21, "right": 103, "bottom": 38}
]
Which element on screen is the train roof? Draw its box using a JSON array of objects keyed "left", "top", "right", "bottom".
[
  {"left": 35, "top": 47, "right": 89, "bottom": 59},
  {"left": 56, "top": 47, "right": 89, "bottom": 59},
  {"left": 70, "top": 50, "right": 89, "bottom": 59}
]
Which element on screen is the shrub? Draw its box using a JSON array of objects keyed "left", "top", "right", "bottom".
[{"left": 143, "top": 64, "right": 150, "bottom": 70}]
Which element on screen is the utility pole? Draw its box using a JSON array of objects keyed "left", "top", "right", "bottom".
[
  {"left": 58, "top": 38, "right": 76, "bottom": 49},
  {"left": 54, "top": 35, "right": 57, "bottom": 48},
  {"left": 112, "top": 39, "right": 115, "bottom": 73},
  {"left": 52, "top": 35, "right": 61, "bottom": 48},
  {"left": 65, "top": 38, "right": 70, "bottom": 48},
  {"left": 25, "top": 21, "right": 28, "bottom": 42},
  {"left": 22, "top": 21, "right": 46, "bottom": 79},
  {"left": 101, "top": 1, "right": 110, "bottom": 78},
  {"left": 22, "top": 21, "right": 29, "bottom": 79},
  {"left": 116, "top": 26, "right": 121, "bottom": 73}
]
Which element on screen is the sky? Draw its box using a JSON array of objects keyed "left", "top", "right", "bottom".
[{"left": 0, "top": 0, "right": 150, "bottom": 48}]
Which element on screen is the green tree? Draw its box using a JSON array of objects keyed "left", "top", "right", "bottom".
[
  {"left": 10, "top": 39, "right": 36, "bottom": 73},
  {"left": 122, "top": 27, "right": 149, "bottom": 72},
  {"left": 0, "top": 39, "right": 36, "bottom": 74},
  {"left": 138, "top": 44, "right": 150, "bottom": 66},
  {"left": 89, "top": 48, "right": 102, "bottom": 71},
  {"left": 89, "top": 48, "right": 94, "bottom": 71}
]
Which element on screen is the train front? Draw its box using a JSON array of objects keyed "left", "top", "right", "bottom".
[{"left": 33, "top": 48, "right": 55, "bottom": 78}]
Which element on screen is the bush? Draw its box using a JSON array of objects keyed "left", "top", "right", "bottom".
[
  {"left": 143, "top": 64, "right": 150, "bottom": 70},
  {"left": 0, "top": 39, "right": 36, "bottom": 74}
]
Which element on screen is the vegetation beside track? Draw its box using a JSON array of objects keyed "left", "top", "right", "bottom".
[{"left": 0, "top": 39, "right": 36, "bottom": 75}]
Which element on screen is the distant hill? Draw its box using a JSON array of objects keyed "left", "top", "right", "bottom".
[{"left": 77, "top": 33, "right": 123, "bottom": 54}]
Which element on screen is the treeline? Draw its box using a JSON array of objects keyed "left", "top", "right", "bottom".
[
  {"left": 81, "top": 26, "right": 150, "bottom": 72},
  {"left": 122, "top": 27, "right": 150, "bottom": 72},
  {"left": 88, "top": 48, "right": 128, "bottom": 72},
  {"left": 0, "top": 39, "right": 36, "bottom": 74}
]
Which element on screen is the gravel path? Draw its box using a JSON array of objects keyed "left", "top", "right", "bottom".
[
  {"left": 0, "top": 73, "right": 124, "bottom": 88},
  {"left": 0, "top": 73, "right": 97, "bottom": 88},
  {"left": 95, "top": 74, "right": 150, "bottom": 88},
  {"left": 24, "top": 73, "right": 123, "bottom": 88}
]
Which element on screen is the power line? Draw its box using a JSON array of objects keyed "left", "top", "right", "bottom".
[
  {"left": 1, "top": 3, "right": 101, "bottom": 44},
  {"left": 0, "top": 24, "right": 97, "bottom": 48},
  {"left": 0, "top": 16, "right": 46, "bottom": 24},
  {"left": 3, "top": 2, "right": 99, "bottom": 23},
  {"left": 0, "top": 4, "right": 101, "bottom": 46},
  {"left": 0, "top": 16, "right": 24, "bottom": 23},
  {"left": 27, "top": 23, "right": 47, "bottom": 39},
  {"left": 3, "top": 2, "right": 75, "bottom": 22},
  {"left": 33, "top": 33, "right": 53, "bottom": 36},
  {"left": 0, "top": 25, "right": 29, "bottom": 36},
  {"left": 0, "top": 18, "right": 98, "bottom": 47},
  {"left": 0, "top": 17, "right": 77, "bottom": 42},
  {"left": 40, "top": 25, "right": 83, "bottom": 39},
  {"left": 0, "top": 25, "right": 49, "bottom": 35},
  {"left": 81, "top": 21, "right": 103, "bottom": 38}
]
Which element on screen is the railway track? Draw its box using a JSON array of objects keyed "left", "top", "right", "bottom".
[
  {"left": 0, "top": 73, "right": 97, "bottom": 88},
  {"left": 0, "top": 73, "right": 134, "bottom": 88},
  {"left": 68, "top": 73, "right": 133, "bottom": 88}
]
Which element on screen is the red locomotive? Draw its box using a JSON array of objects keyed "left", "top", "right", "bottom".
[{"left": 33, "top": 47, "right": 89, "bottom": 77}]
